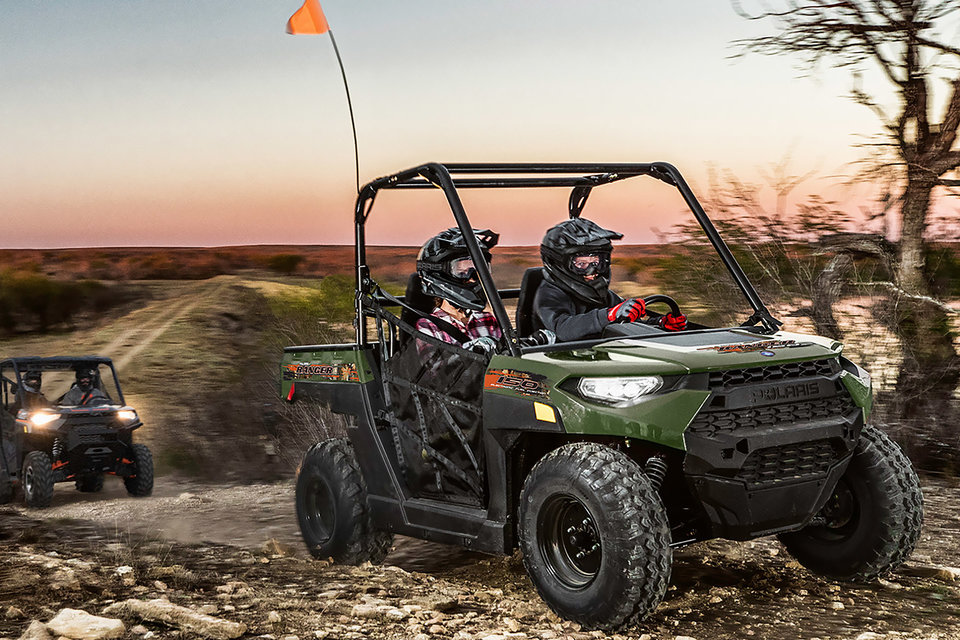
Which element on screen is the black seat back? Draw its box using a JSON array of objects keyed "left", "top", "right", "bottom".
[
  {"left": 400, "top": 273, "right": 437, "bottom": 332},
  {"left": 515, "top": 267, "right": 545, "bottom": 337}
]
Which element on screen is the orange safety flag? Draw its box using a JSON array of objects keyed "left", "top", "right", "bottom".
[{"left": 286, "top": 0, "right": 330, "bottom": 35}]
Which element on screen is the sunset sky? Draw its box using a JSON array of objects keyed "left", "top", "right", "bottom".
[{"left": 1, "top": 1, "right": 901, "bottom": 248}]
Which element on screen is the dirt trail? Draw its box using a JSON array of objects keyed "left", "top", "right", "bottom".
[
  {"left": 4, "top": 476, "right": 960, "bottom": 640},
  {"left": 0, "top": 279, "right": 226, "bottom": 368}
]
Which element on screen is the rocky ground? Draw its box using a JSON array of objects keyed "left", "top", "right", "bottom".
[{"left": 2, "top": 477, "right": 960, "bottom": 640}]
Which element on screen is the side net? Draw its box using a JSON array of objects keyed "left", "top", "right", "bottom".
[{"left": 371, "top": 303, "right": 488, "bottom": 507}]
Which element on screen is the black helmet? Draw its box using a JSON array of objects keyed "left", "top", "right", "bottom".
[
  {"left": 76, "top": 368, "right": 97, "bottom": 392},
  {"left": 540, "top": 218, "right": 623, "bottom": 305},
  {"left": 23, "top": 370, "right": 42, "bottom": 393},
  {"left": 417, "top": 227, "right": 499, "bottom": 311}
]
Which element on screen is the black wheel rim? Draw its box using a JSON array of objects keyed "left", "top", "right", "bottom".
[
  {"left": 538, "top": 494, "right": 602, "bottom": 589},
  {"left": 807, "top": 477, "right": 861, "bottom": 542},
  {"left": 302, "top": 473, "right": 337, "bottom": 545},
  {"left": 24, "top": 465, "right": 35, "bottom": 497}
]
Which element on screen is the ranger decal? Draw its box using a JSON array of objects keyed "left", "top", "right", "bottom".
[
  {"left": 698, "top": 339, "right": 796, "bottom": 354},
  {"left": 283, "top": 362, "right": 359, "bottom": 382}
]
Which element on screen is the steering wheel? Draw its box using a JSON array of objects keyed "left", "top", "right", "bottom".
[{"left": 642, "top": 294, "right": 682, "bottom": 317}]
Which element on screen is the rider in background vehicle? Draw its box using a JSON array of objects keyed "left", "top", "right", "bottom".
[
  {"left": 415, "top": 227, "right": 502, "bottom": 355},
  {"left": 534, "top": 218, "right": 687, "bottom": 342},
  {"left": 11, "top": 370, "right": 51, "bottom": 414},
  {"left": 59, "top": 368, "right": 109, "bottom": 407}
]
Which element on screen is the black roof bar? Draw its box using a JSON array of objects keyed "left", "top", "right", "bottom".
[{"left": 352, "top": 162, "right": 782, "bottom": 352}]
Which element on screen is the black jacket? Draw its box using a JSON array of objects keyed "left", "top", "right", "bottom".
[{"left": 533, "top": 275, "right": 621, "bottom": 342}]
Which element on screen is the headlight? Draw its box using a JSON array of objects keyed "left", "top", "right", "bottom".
[
  {"left": 855, "top": 364, "right": 872, "bottom": 390},
  {"left": 116, "top": 409, "right": 138, "bottom": 423},
  {"left": 29, "top": 411, "right": 61, "bottom": 427},
  {"left": 576, "top": 376, "right": 663, "bottom": 407}
]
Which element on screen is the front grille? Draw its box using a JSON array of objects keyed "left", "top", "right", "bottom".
[
  {"left": 740, "top": 439, "right": 838, "bottom": 488},
  {"left": 688, "top": 395, "right": 858, "bottom": 437},
  {"left": 78, "top": 432, "right": 117, "bottom": 443},
  {"left": 709, "top": 359, "right": 836, "bottom": 388}
]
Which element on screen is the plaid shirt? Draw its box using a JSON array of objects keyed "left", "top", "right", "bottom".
[{"left": 416, "top": 308, "right": 502, "bottom": 345}]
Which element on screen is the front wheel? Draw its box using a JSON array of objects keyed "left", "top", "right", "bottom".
[
  {"left": 295, "top": 438, "right": 393, "bottom": 564},
  {"left": 518, "top": 442, "right": 672, "bottom": 630},
  {"left": 123, "top": 444, "right": 154, "bottom": 497},
  {"left": 22, "top": 451, "right": 55, "bottom": 508},
  {"left": 778, "top": 425, "right": 923, "bottom": 581}
]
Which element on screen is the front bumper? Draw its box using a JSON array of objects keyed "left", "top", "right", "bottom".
[
  {"left": 683, "top": 358, "right": 863, "bottom": 540},
  {"left": 56, "top": 422, "right": 136, "bottom": 479}
]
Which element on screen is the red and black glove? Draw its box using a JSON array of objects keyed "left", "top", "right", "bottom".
[
  {"left": 607, "top": 298, "right": 646, "bottom": 323},
  {"left": 659, "top": 313, "right": 687, "bottom": 331}
]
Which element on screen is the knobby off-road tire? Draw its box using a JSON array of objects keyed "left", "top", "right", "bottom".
[
  {"left": 22, "top": 451, "right": 55, "bottom": 508},
  {"left": 76, "top": 474, "right": 105, "bottom": 493},
  {"left": 779, "top": 425, "right": 923, "bottom": 581},
  {"left": 296, "top": 438, "right": 394, "bottom": 564},
  {"left": 123, "top": 444, "right": 154, "bottom": 497},
  {"left": 519, "top": 442, "right": 672, "bottom": 630}
]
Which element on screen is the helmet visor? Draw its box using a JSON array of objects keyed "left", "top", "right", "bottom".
[
  {"left": 448, "top": 257, "right": 487, "bottom": 280},
  {"left": 569, "top": 252, "right": 610, "bottom": 276}
]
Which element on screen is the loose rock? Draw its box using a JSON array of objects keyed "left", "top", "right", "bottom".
[
  {"left": 46, "top": 609, "right": 125, "bottom": 640},
  {"left": 104, "top": 599, "right": 245, "bottom": 640},
  {"left": 18, "top": 621, "right": 52, "bottom": 640}
]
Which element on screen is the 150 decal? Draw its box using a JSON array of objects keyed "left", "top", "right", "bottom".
[
  {"left": 484, "top": 369, "right": 550, "bottom": 399},
  {"left": 283, "top": 362, "right": 359, "bottom": 382}
]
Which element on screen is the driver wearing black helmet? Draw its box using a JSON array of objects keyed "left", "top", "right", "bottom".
[
  {"left": 59, "top": 368, "right": 108, "bottom": 407},
  {"left": 534, "top": 218, "right": 686, "bottom": 342}
]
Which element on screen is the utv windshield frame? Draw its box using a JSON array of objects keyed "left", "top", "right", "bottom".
[
  {"left": 353, "top": 162, "right": 782, "bottom": 356},
  {"left": 1, "top": 356, "right": 126, "bottom": 407}
]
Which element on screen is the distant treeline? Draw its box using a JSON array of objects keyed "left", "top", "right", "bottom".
[{"left": 0, "top": 269, "right": 127, "bottom": 335}]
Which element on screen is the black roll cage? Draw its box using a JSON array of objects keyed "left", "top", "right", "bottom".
[
  {"left": 0, "top": 356, "right": 126, "bottom": 406},
  {"left": 353, "top": 162, "right": 783, "bottom": 356}
]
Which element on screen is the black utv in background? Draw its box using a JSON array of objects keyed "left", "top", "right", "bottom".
[{"left": 0, "top": 356, "right": 153, "bottom": 507}]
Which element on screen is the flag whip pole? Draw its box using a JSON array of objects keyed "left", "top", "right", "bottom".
[
  {"left": 287, "top": 0, "right": 360, "bottom": 194},
  {"left": 327, "top": 31, "right": 360, "bottom": 195}
]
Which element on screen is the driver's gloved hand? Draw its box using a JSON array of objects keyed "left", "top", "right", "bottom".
[
  {"left": 607, "top": 298, "right": 646, "bottom": 323},
  {"left": 464, "top": 336, "right": 498, "bottom": 355},
  {"left": 659, "top": 312, "right": 687, "bottom": 331},
  {"left": 519, "top": 329, "right": 557, "bottom": 348}
]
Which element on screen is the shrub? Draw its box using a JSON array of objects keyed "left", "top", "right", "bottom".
[{"left": 266, "top": 253, "right": 305, "bottom": 275}]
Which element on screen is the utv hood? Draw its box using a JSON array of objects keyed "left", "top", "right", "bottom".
[
  {"left": 523, "top": 329, "right": 841, "bottom": 376},
  {"left": 596, "top": 329, "right": 841, "bottom": 374}
]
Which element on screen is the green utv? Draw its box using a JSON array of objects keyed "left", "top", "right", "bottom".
[{"left": 282, "top": 162, "right": 923, "bottom": 630}]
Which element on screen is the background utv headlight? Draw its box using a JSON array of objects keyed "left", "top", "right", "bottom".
[
  {"left": 116, "top": 409, "right": 138, "bottom": 422},
  {"left": 576, "top": 376, "right": 662, "bottom": 407},
  {"left": 29, "top": 411, "right": 61, "bottom": 427}
]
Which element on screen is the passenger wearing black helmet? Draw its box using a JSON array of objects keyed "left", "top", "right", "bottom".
[
  {"left": 415, "top": 227, "right": 503, "bottom": 354},
  {"left": 60, "top": 368, "right": 109, "bottom": 406},
  {"left": 11, "top": 370, "right": 50, "bottom": 414},
  {"left": 534, "top": 218, "right": 686, "bottom": 341}
]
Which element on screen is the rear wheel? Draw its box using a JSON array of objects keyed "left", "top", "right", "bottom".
[
  {"left": 76, "top": 474, "right": 105, "bottom": 493},
  {"left": 22, "top": 451, "right": 55, "bottom": 508},
  {"left": 295, "top": 438, "right": 393, "bottom": 564},
  {"left": 123, "top": 444, "right": 154, "bottom": 497},
  {"left": 778, "top": 425, "right": 923, "bottom": 581},
  {"left": 518, "top": 442, "right": 672, "bottom": 630}
]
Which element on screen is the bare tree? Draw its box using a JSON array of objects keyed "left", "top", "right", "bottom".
[
  {"left": 733, "top": 0, "right": 960, "bottom": 297},
  {"left": 733, "top": 0, "right": 960, "bottom": 466}
]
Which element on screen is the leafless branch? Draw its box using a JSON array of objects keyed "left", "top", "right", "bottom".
[{"left": 858, "top": 281, "right": 957, "bottom": 313}]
